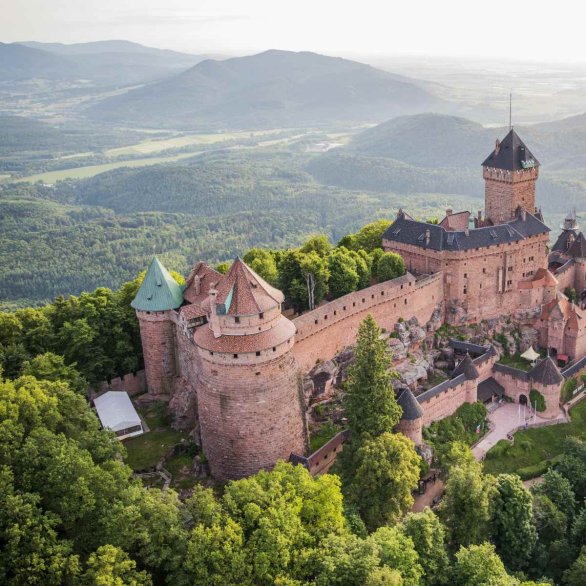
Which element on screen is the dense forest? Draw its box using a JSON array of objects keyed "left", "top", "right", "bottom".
[{"left": 3, "top": 306, "right": 586, "bottom": 584}]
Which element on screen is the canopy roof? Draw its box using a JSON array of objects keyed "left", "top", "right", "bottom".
[
  {"left": 131, "top": 256, "right": 184, "bottom": 312},
  {"left": 94, "top": 391, "right": 141, "bottom": 432},
  {"left": 520, "top": 346, "right": 540, "bottom": 362}
]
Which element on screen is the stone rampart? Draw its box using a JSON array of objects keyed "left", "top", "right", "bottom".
[{"left": 292, "top": 273, "right": 444, "bottom": 372}]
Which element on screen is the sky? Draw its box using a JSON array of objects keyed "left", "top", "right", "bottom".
[{"left": 2, "top": 0, "right": 585, "bottom": 63}]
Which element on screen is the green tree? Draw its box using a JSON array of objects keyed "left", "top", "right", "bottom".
[
  {"left": 490, "top": 474, "right": 537, "bottom": 571},
  {"left": 21, "top": 352, "right": 87, "bottom": 394},
  {"left": 346, "top": 433, "right": 421, "bottom": 531},
  {"left": 299, "top": 251, "right": 330, "bottom": 310},
  {"left": 440, "top": 461, "right": 494, "bottom": 549},
  {"left": 352, "top": 220, "right": 392, "bottom": 252},
  {"left": 243, "top": 248, "right": 279, "bottom": 285},
  {"left": 82, "top": 545, "right": 152, "bottom": 586},
  {"left": 342, "top": 315, "right": 402, "bottom": 439},
  {"left": 533, "top": 470, "right": 576, "bottom": 521},
  {"left": 532, "top": 494, "right": 567, "bottom": 548},
  {"left": 376, "top": 252, "right": 406, "bottom": 283},
  {"left": 564, "top": 545, "right": 586, "bottom": 586},
  {"left": 300, "top": 235, "right": 333, "bottom": 257},
  {"left": 365, "top": 567, "right": 403, "bottom": 585},
  {"left": 368, "top": 525, "right": 423, "bottom": 585},
  {"left": 327, "top": 247, "right": 360, "bottom": 298},
  {"left": 453, "top": 542, "right": 516, "bottom": 586},
  {"left": 402, "top": 508, "right": 450, "bottom": 585}
]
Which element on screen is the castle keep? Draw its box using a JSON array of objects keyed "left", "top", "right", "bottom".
[{"left": 132, "top": 129, "right": 586, "bottom": 479}]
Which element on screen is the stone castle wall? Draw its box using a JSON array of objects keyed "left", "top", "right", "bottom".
[{"left": 292, "top": 273, "right": 444, "bottom": 372}]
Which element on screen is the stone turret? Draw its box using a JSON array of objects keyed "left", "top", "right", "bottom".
[
  {"left": 194, "top": 258, "right": 307, "bottom": 480},
  {"left": 395, "top": 388, "right": 423, "bottom": 445},
  {"left": 482, "top": 129, "right": 539, "bottom": 224},
  {"left": 452, "top": 353, "right": 479, "bottom": 403},
  {"left": 131, "top": 257, "right": 184, "bottom": 395},
  {"left": 529, "top": 357, "right": 563, "bottom": 419}
]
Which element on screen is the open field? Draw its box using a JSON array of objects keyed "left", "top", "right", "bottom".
[
  {"left": 483, "top": 397, "right": 586, "bottom": 477},
  {"left": 3, "top": 151, "right": 202, "bottom": 184},
  {"left": 103, "top": 129, "right": 281, "bottom": 157}
]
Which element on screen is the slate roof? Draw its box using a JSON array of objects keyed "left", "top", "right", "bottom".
[
  {"left": 397, "top": 388, "right": 423, "bottom": 420},
  {"left": 492, "top": 362, "right": 529, "bottom": 381},
  {"left": 477, "top": 377, "right": 505, "bottom": 402},
  {"left": 383, "top": 209, "right": 549, "bottom": 252},
  {"left": 452, "top": 354, "right": 480, "bottom": 380},
  {"left": 552, "top": 230, "right": 579, "bottom": 253},
  {"left": 131, "top": 256, "right": 184, "bottom": 312},
  {"left": 563, "top": 355, "right": 586, "bottom": 379},
  {"left": 568, "top": 233, "right": 586, "bottom": 258},
  {"left": 449, "top": 340, "right": 491, "bottom": 356},
  {"left": 417, "top": 374, "right": 467, "bottom": 403},
  {"left": 214, "top": 258, "right": 284, "bottom": 316},
  {"left": 482, "top": 129, "right": 540, "bottom": 171},
  {"left": 529, "top": 357, "right": 564, "bottom": 385}
]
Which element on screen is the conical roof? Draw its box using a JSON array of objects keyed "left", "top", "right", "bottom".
[
  {"left": 214, "top": 257, "right": 284, "bottom": 316},
  {"left": 397, "top": 388, "right": 423, "bottom": 420},
  {"left": 482, "top": 129, "right": 539, "bottom": 171},
  {"left": 131, "top": 256, "right": 184, "bottom": 312},
  {"left": 452, "top": 353, "right": 480, "bottom": 380},
  {"left": 530, "top": 357, "right": 563, "bottom": 386},
  {"left": 568, "top": 232, "right": 586, "bottom": 259}
]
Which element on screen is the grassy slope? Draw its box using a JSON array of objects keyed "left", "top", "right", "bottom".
[{"left": 483, "top": 398, "right": 586, "bottom": 476}]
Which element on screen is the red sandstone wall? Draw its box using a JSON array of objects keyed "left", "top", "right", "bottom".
[
  {"left": 555, "top": 262, "right": 577, "bottom": 292},
  {"left": 94, "top": 370, "right": 146, "bottom": 396},
  {"left": 292, "top": 273, "right": 444, "bottom": 372},
  {"left": 197, "top": 352, "right": 306, "bottom": 480},
  {"left": 419, "top": 381, "right": 470, "bottom": 426}
]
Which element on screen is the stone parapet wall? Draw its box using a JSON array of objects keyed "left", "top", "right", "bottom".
[
  {"left": 292, "top": 273, "right": 444, "bottom": 372},
  {"left": 93, "top": 370, "right": 146, "bottom": 396}
]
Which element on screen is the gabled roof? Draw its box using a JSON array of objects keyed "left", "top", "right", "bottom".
[
  {"left": 397, "top": 388, "right": 423, "bottom": 420},
  {"left": 183, "top": 261, "right": 222, "bottom": 304},
  {"left": 452, "top": 353, "right": 479, "bottom": 380},
  {"left": 482, "top": 129, "right": 540, "bottom": 171},
  {"left": 383, "top": 209, "right": 549, "bottom": 252},
  {"left": 131, "top": 256, "right": 184, "bottom": 312},
  {"left": 214, "top": 257, "right": 284, "bottom": 316},
  {"left": 477, "top": 377, "right": 505, "bottom": 402},
  {"left": 568, "top": 232, "right": 586, "bottom": 259},
  {"left": 530, "top": 356, "right": 564, "bottom": 386}
]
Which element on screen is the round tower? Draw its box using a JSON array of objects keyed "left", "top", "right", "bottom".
[
  {"left": 395, "top": 388, "right": 423, "bottom": 446},
  {"left": 194, "top": 258, "right": 307, "bottom": 480},
  {"left": 529, "top": 357, "right": 563, "bottom": 419},
  {"left": 452, "top": 353, "right": 480, "bottom": 403},
  {"left": 131, "top": 257, "right": 184, "bottom": 395}
]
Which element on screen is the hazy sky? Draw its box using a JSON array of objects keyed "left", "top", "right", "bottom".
[{"left": 2, "top": 0, "right": 584, "bottom": 62}]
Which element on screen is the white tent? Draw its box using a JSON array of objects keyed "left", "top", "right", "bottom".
[
  {"left": 94, "top": 391, "right": 144, "bottom": 440},
  {"left": 521, "top": 346, "right": 540, "bottom": 364}
]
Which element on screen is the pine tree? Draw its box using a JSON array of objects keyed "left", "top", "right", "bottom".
[{"left": 342, "top": 314, "right": 402, "bottom": 438}]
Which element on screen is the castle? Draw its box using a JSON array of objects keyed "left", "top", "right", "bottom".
[{"left": 131, "top": 128, "right": 586, "bottom": 480}]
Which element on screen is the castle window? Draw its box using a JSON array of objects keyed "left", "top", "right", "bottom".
[
  {"left": 507, "top": 280, "right": 513, "bottom": 286},
  {"left": 404, "top": 299, "right": 407, "bottom": 305},
  {"left": 256, "top": 351, "right": 261, "bottom": 357},
  {"left": 464, "top": 273, "right": 468, "bottom": 278},
  {"left": 479, "top": 284, "right": 482, "bottom": 289},
  {"left": 334, "top": 310, "right": 337, "bottom": 315},
  {"left": 233, "top": 354, "right": 238, "bottom": 359},
  {"left": 235, "top": 316, "right": 240, "bottom": 324},
  {"left": 381, "top": 291, "right": 384, "bottom": 296},
  {"left": 463, "top": 286, "right": 468, "bottom": 294},
  {"left": 273, "top": 347, "right": 276, "bottom": 352},
  {"left": 371, "top": 294, "right": 375, "bottom": 299},
  {"left": 259, "top": 312, "right": 264, "bottom": 319},
  {"left": 324, "top": 315, "right": 328, "bottom": 320},
  {"left": 210, "top": 351, "right": 214, "bottom": 355},
  {"left": 315, "top": 319, "right": 318, "bottom": 324},
  {"left": 483, "top": 268, "right": 486, "bottom": 274},
  {"left": 353, "top": 302, "right": 356, "bottom": 307},
  {"left": 256, "top": 372, "right": 261, "bottom": 375},
  {"left": 211, "top": 370, "right": 218, "bottom": 376},
  {"left": 343, "top": 305, "right": 346, "bottom": 311},
  {"left": 362, "top": 298, "right": 365, "bottom": 303}
]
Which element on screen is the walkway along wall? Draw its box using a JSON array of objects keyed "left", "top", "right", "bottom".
[{"left": 292, "top": 273, "right": 444, "bottom": 372}]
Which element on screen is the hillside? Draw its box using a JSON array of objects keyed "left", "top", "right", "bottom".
[
  {"left": 87, "top": 49, "right": 447, "bottom": 129},
  {"left": 348, "top": 111, "right": 586, "bottom": 172},
  {"left": 0, "top": 41, "right": 207, "bottom": 86}
]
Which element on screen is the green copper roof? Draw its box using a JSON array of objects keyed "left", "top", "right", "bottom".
[{"left": 131, "top": 256, "right": 184, "bottom": 312}]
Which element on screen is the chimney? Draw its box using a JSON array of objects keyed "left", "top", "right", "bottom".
[
  {"left": 194, "top": 274, "right": 201, "bottom": 296},
  {"left": 465, "top": 228, "right": 470, "bottom": 237},
  {"left": 425, "top": 229, "right": 431, "bottom": 246},
  {"left": 446, "top": 208, "right": 453, "bottom": 216},
  {"left": 494, "top": 139, "right": 501, "bottom": 156},
  {"left": 478, "top": 210, "right": 482, "bottom": 221},
  {"left": 208, "top": 288, "right": 222, "bottom": 338}
]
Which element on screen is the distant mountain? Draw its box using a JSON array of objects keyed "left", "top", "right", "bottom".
[
  {"left": 87, "top": 50, "right": 447, "bottom": 129},
  {"left": 0, "top": 43, "right": 78, "bottom": 81},
  {"left": 0, "top": 41, "right": 209, "bottom": 86},
  {"left": 348, "top": 113, "right": 493, "bottom": 168}
]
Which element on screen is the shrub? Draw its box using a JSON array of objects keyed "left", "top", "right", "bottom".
[
  {"left": 530, "top": 388, "right": 546, "bottom": 412},
  {"left": 485, "top": 439, "right": 511, "bottom": 460},
  {"left": 518, "top": 459, "right": 550, "bottom": 480},
  {"left": 563, "top": 378, "right": 578, "bottom": 403}
]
